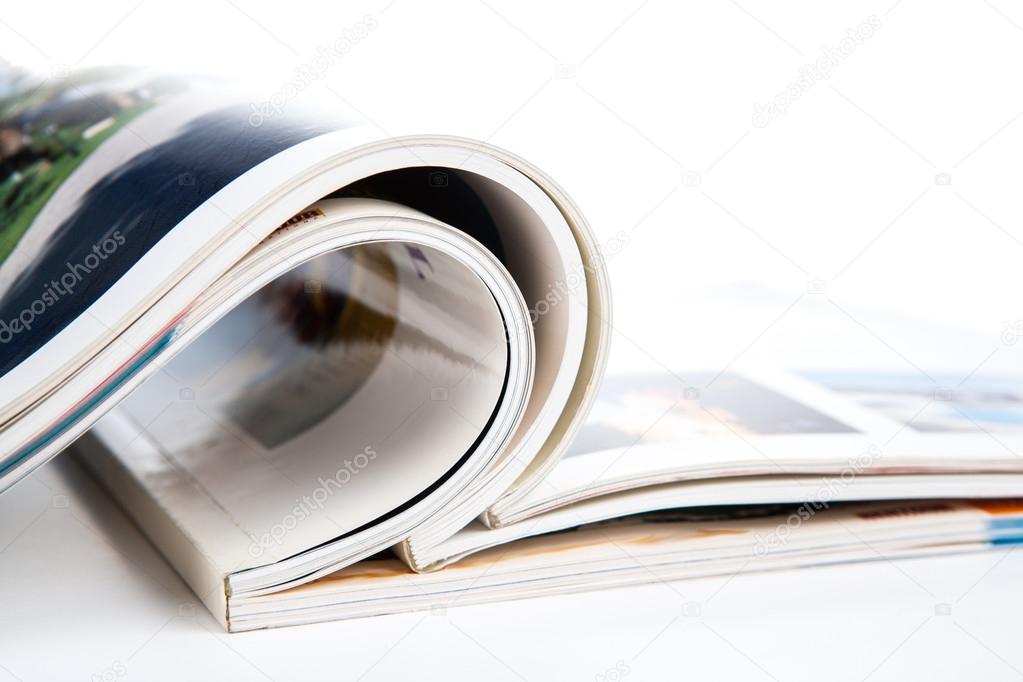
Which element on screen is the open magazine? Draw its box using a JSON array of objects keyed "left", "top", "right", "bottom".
[
  {"left": 3, "top": 66, "right": 1023, "bottom": 631},
  {"left": 75, "top": 367, "right": 1023, "bottom": 630}
]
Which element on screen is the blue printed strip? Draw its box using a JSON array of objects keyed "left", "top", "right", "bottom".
[{"left": 0, "top": 325, "right": 179, "bottom": 479}]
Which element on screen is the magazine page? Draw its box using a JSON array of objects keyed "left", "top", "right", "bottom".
[{"left": 485, "top": 367, "right": 1023, "bottom": 527}]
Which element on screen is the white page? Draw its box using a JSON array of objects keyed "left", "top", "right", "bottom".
[
  {"left": 505, "top": 367, "right": 1023, "bottom": 523},
  {"left": 114, "top": 232, "right": 509, "bottom": 564}
]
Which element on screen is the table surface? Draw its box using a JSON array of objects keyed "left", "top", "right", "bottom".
[{"left": 1, "top": 456, "right": 1020, "bottom": 682}]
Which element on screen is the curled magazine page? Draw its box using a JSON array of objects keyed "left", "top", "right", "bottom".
[
  {"left": 0, "top": 65, "right": 611, "bottom": 628},
  {"left": 0, "top": 67, "right": 611, "bottom": 500}
]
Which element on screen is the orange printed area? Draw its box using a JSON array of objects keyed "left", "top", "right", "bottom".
[
  {"left": 967, "top": 499, "right": 1023, "bottom": 516},
  {"left": 856, "top": 502, "right": 957, "bottom": 520}
]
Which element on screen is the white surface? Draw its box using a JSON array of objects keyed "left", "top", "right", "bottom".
[
  {"left": 2, "top": 455, "right": 1022, "bottom": 681},
  {"left": 4, "top": 0, "right": 1023, "bottom": 678},
  {"left": 5, "top": 0, "right": 1023, "bottom": 365}
]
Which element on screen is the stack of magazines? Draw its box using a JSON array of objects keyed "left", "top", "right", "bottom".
[{"left": 2, "top": 67, "right": 1021, "bottom": 631}]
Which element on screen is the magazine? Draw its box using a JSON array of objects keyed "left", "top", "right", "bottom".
[
  {"left": 75, "top": 365, "right": 1023, "bottom": 629},
  {"left": 3, "top": 66, "right": 1023, "bottom": 631}
]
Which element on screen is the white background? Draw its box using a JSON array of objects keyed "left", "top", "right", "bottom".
[
  {"left": 3, "top": 0, "right": 1023, "bottom": 679},
  {"left": 4, "top": 0, "right": 1023, "bottom": 372}
]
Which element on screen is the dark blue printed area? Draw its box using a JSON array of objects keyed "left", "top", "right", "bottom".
[{"left": 0, "top": 105, "right": 340, "bottom": 378}]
